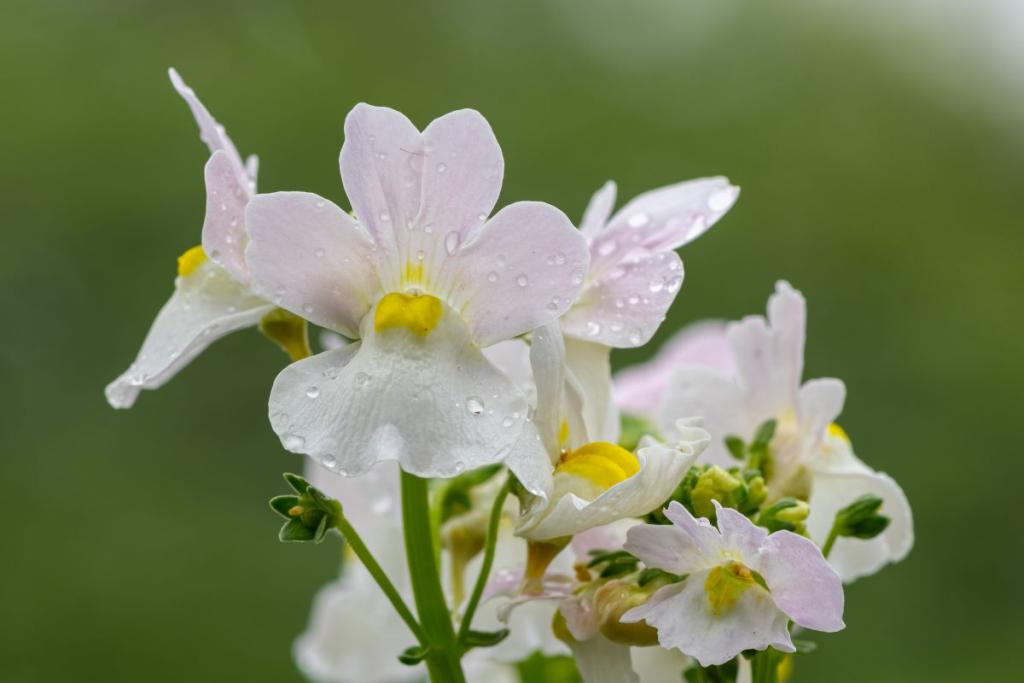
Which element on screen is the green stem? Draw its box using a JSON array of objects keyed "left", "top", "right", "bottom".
[
  {"left": 750, "top": 649, "right": 781, "bottom": 683},
  {"left": 456, "top": 477, "right": 511, "bottom": 646},
  {"left": 401, "top": 470, "right": 467, "bottom": 683},
  {"left": 334, "top": 514, "right": 425, "bottom": 645},
  {"left": 822, "top": 525, "right": 839, "bottom": 558}
]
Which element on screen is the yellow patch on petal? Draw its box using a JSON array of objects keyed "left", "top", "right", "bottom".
[
  {"left": 704, "top": 561, "right": 757, "bottom": 616},
  {"left": 403, "top": 260, "right": 426, "bottom": 285},
  {"left": 828, "top": 422, "right": 850, "bottom": 444},
  {"left": 177, "top": 245, "right": 207, "bottom": 277},
  {"left": 558, "top": 419, "right": 570, "bottom": 447},
  {"left": 374, "top": 292, "right": 443, "bottom": 336},
  {"left": 556, "top": 441, "right": 640, "bottom": 491}
]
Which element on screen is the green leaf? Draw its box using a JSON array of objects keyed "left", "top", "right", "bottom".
[
  {"left": 752, "top": 419, "right": 777, "bottom": 447},
  {"left": 279, "top": 518, "right": 316, "bottom": 542},
  {"left": 269, "top": 495, "right": 300, "bottom": 519},
  {"left": 463, "top": 628, "right": 510, "bottom": 649},
  {"left": 397, "top": 644, "right": 431, "bottom": 665},
  {"left": 724, "top": 435, "right": 747, "bottom": 461},
  {"left": 283, "top": 473, "right": 310, "bottom": 494}
]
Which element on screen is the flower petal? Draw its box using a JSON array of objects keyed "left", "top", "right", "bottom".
[
  {"left": 727, "top": 281, "right": 805, "bottom": 420},
  {"left": 168, "top": 68, "right": 250, "bottom": 193},
  {"left": 590, "top": 176, "right": 738, "bottom": 273},
  {"left": 713, "top": 501, "right": 768, "bottom": 560},
  {"left": 267, "top": 298, "right": 548, "bottom": 486},
  {"left": 796, "top": 377, "right": 846, "bottom": 456},
  {"left": 567, "top": 635, "right": 639, "bottom": 683},
  {"left": 807, "top": 439, "right": 914, "bottom": 582},
  {"left": 517, "top": 433, "right": 705, "bottom": 541},
  {"left": 452, "top": 201, "right": 589, "bottom": 346},
  {"left": 625, "top": 501, "right": 721, "bottom": 575},
  {"left": 613, "top": 320, "right": 731, "bottom": 417},
  {"left": 565, "top": 338, "right": 620, "bottom": 443},
  {"left": 201, "top": 151, "right": 251, "bottom": 284},
  {"left": 623, "top": 572, "right": 793, "bottom": 667},
  {"left": 245, "top": 192, "right": 380, "bottom": 338},
  {"left": 579, "top": 180, "right": 617, "bottom": 239},
  {"left": 530, "top": 322, "right": 567, "bottom": 458},
  {"left": 105, "top": 260, "right": 272, "bottom": 408},
  {"left": 294, "top": 566, "right": 421, "bottom": 683},
  {"left": 758, "top": 531, "right": 845, "bottom": 632},
  {"left": 658, "top": 367, "right": 748, "bottom": 467},
  {"left": 561, "top": 250, "right": 683, "bottom": 348}
]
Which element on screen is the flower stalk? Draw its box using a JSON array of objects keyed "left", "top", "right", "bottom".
[{"left": 456, "top": 477, "right": 511, "bottom": 647}]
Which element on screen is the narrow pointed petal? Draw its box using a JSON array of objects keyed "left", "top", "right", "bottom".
[
  {"left": 168, "top": 68, "right": 249, "bottom": 192},
  {"left": 245, "top": 192, "right": 380, "bottom": 338},
  {"left": 105, "top": 261, "right": 271, "bottom": 409},
  {"left": 452, "top": 201, "right": 589, "bottom": 346},
  {"left": 530, "top": 322, "right": 567, "bottom": 457}
]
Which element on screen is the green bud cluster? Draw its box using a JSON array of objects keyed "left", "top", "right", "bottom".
[{"left": 269, "top": 473, "right": 342, "bottom": 543}]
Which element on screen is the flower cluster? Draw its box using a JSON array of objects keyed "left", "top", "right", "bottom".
[{"left": 107, "top": 71, "right": 912, "bottom": 683}]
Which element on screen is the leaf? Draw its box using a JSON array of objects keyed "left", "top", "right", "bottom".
[
  {"left": 283, "top": 473, "right": 310, "bottom": 494},
  {"left": 463, "top": 628, "right": 510, "bottom": 649},
  {"left": 724, "top": 435, "right": 746, "bottom": 460},
  {"left": 397, "top": 644, "right": 430, "bottom": 666}
]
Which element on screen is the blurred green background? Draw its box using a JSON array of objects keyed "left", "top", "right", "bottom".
[{"left": 2, "top": 1, "right": 1021, "bottom": 681}]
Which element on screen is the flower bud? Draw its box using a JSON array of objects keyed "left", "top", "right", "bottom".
[
  {"left": 691, "top": 466, "right": 746, "bottom": 520},
  {"left": 757, "top": 497, "right": 810, "bottom": 534},
  {"left": 593, "top": 580, "right": 660, "bottom": 646}
]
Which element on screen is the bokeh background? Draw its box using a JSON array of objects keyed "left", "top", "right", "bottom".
[{"left": 2, "top": 1, "right": 1022, "bottom": 681}]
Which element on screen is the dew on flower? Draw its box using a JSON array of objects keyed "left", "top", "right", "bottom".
[
  {"left": 436, "top": 162, "right": 447, "bottom": 173},
  {"left": 321, "top": 454, "right": 336, "bottom": 468},
  {"left": 628, "top": 212, "right": 650, "bottom": 228},
  {"left": 354, "top": 372, "right": 370, "bottom": 388},
  {"left": 283, "top": 434, "right": 306, "bottom": 450},
  {"left": 466, "top": 397, "right": 485, "bottom": 415},
  {"left": 516, "top": 274, "right": 529, "bottom": 287},
  {"left": 597, "top": 240, "right": 617, "bottom": 257},
  {"left": 487, "top": 271, "right": 498, "bottom": 283},
  {"left": 306, "top": 386, "right": 320, "bottom": 399},
  {"left": 586, "top": 321, "right": 601, "bottom": 336},
  {"left": 314, "top": 248, "right": 325, "bottom": 258},
  {"left": 444, "top": 231, "right": 460, "bottom": 255}
]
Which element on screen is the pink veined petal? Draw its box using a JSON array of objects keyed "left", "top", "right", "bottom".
[
  {"left": 613, "top": 320, "right": 732, "bottom": 417},
  {"left": 202, "top": 151, "right": 251, "bottom": 284},
  {"left": 625, "top": 502, "right": 721, "bottom": 575},
  {"left": 589, "top": 176, "right": 738, "bottom": 274},
  {"left": 561, "top": 250, "right": 683, "bottom": 348},
  {"left": 658, "top": 366, "right": 748, "bottom": 467},
  {"left": 579, "top": 180, "right": 617, "bottom": 240},
  {"left": 168, "top": 68, "right": 250, "bottom": 194},
  {"left": 245, "top": 192, "right": 380, "bottom": 339},
  {"left": 758, "top": 531, "right": 845, "bottom": 633},
  {"left": 450, "top": 201, "right": 589, "bottom": 347},
  {"left": 713, "top": 501, "right": 768, "bottom": 560}
]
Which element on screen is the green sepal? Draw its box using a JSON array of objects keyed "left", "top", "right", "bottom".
[
  {"left": 398, "top": 644, "right": 431, "bottom": 666},
  {"left": 462, "top": 628, "right": 510, "bottom": 649},
  {"left": 833, "top": 494, "right": 890, "bottom": 540},
  {"left": 793, "top": 639, "right": 818, "bottom": 654},
  {"left": 637, "top": 567, "right": 686, "bottom": 588},
  {"left": 279, "top": 518, "right": 317, "bottom": 542},
  {"left": 756, "top": 497, "right": 805, "bottom": 533},
  {"left": 724, "top": 435, "right": 746, "bottom": 461},
  {"left": 284, "top": 473, "right": 310, "bottom": 494},
  {"left": 269, "top": 495, "right": 300, "bottom": 519}
]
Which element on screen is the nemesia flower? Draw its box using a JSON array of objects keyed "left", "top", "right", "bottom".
[
  {"left": 105, "top": 69, "right": 272, "bottom": 408},
  {"left": 613, "top": 321, "right": 731, "bottom": 417},
  {"left": 622, "top": 501, "right": 844, "bottom": 667},
  {"left": 245, "top": 104, "right": 589, "bottom": 487},
  {"left": 557, "top": 178, "right": 738, "bottom": 444},
  {"left": 511, "top": 323, "right": 710, "bottom": 541},
  {"left": 657, "top": 281, "right": 913, "bottom": 580}
]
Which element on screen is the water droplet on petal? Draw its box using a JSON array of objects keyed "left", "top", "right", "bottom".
[
  {"left": 417, "top": 250, "right": 425, "bottom": 261},
  {"left": 586, "top": 321, "right": 601, "bottom": 336},
  {"left": 649, "top": 278, "right": 664, "bottom": 293},
  {"left": 437, "top": 162, "right": 447, "bottom": 173},
  {"left": 314, "top": 248, "right": 325, "bottom": 258},
  {"left": 597, "top": 240, "right": 617, "bottom": 257},
  {"left": 283, "top": 434, "right": 306, "bottom": 450},
  {"left": 628, "top": 330, "right": 643, "bottom": 345},
  {"left": 516, "top": 274, "right": 529, "bottom": 288},
  {"left": 444, "top": 231, "right": 461, "bottom": 255},
  {"left": 487, "top": 271, "right": 498, "bottom": 283},
  {"left": 322, "top": 454, "right": 337, "bottom": 468},
  {"left": 628, "top": 212, "right": 650, "bottom": 228},
  {"left": 379, "top": 211, "right": 391, "bottom": 222},
  {"left": 303, "top": 303, "right": 314, "bottom": 314},
  {"left": 466, "top": 397, "right": 485, "bottom": 415},
  {"left": 354, "top": 372, "right": 370, "bottom": 388},
  {"left": 452, "top": 461, "right": 465, "bottom": 474},
  {"left": 554, "top": 251, "right": 567, "bottom": 265},
  {"left": 306, "top": 386, "right": 320, "bottom": 399}
]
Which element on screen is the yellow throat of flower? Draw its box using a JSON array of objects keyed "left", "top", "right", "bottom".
[
  {"left": 177, "top": 244, "right": 207, "bottom": 277},
  {"left": 374, "top": 292, "right": 443, "bottom": 336},
  {"left": 704, "top": 560, "right": 760, "bottom": 616},
  {"left": 555, "top": 441, "right": 640, "bottom": 491},
  {"left": 828, "top": 422, "right": 850, "bottom": 444}
]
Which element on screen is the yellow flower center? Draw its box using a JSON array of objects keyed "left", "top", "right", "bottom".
[
  {"left": 555, "top": 441, "right": 640, "bottom": 491},
  {"left": 704, "top": 560, "right": 758, "bottom": 616},
  {"left": 177, "top": 244, "right": 207, "bottom": 277},
  {"left": 374, "top": 292, "right": 443, "bottom": 336},
  {"left": 827, "top": 422, "right": 850, "bottom": 444}
]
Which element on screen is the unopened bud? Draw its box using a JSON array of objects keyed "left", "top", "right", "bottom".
[
  {"left": 757, "top": 498, "right": 810, "bottom": 534},
  {"left": 593, "top": 580, "right": 659, "bottom": 646},
  {"left": 692, "top": 466, "right": 746, "bottom": 520}
]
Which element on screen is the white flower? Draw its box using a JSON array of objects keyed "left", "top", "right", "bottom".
[
  {"left": 623, "top": 501, "right": 844, "bottom": 667},
  {"left": 656, "top": 281, "right": 913, "bottom": 580},
  {"left": 105, "top": 69, "right": 271, "bottom": 408},
  {"left": 555, "top": 178, "right": 739, "bottom": 446},
  {"left": 561, "top": 178, "right": 738, "bottom": 349},
  {"left": 245, "top": 104, "right": 589, "bottom": 487},
  {"left": 510, "top": 323, "right": 710, "bottom": 541}
]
